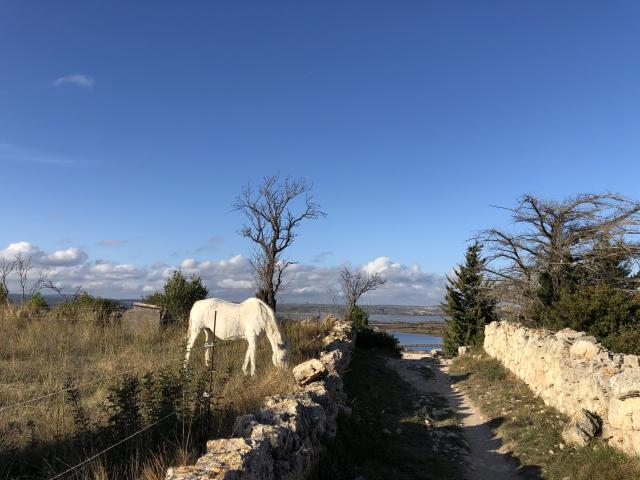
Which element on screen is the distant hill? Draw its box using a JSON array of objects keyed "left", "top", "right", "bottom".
[
  {"left": 277, "top": 303, "right": 443, "bottom": 317},
  {"left": 7, "top": 294, "right": 443, "bottom": 317}
]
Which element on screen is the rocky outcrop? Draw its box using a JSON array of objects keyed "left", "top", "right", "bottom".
[
  {"left": 166, "top": 318, "right": 354, "bottom": 480},
  {"left": 561, "top": 409, "right": 602, "bottom": 446},
  {"left": 484, "top": 321, "right": 640, "bottom": 455}
]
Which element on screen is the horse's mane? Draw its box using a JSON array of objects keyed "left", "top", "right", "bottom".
[{"left": 256, "top": 300, "right": 283, "bottom": 344}]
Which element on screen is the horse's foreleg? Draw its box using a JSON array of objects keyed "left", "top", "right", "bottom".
[{"left": 242, "top": 341, "right": 251, "bottom": 375}]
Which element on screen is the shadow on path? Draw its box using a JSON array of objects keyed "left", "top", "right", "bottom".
[{"left": 388, "top": 353, "right": 542, "bottom": 480}]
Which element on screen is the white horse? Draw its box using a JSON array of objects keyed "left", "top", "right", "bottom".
[{"left": 184, "top": 297, "right": 288, "bottom": 376}]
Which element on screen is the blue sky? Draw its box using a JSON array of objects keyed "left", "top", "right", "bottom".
[{"left": 1, "top": 1, "right": 640, "bottom": 304}]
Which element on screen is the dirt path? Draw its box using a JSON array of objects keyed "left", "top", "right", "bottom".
[{"left": 387, "top": 352, "right": 525, "bottom": 480}]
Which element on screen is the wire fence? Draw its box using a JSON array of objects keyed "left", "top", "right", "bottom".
[
  {"left": 48, "top": 411, "right": 178, "bottom": 480},
  {"left": 0, "top": 341, "right": 214, "bottom": 415},
  {"left": 0, "top": 312, "right": 327, "bottom": 479}
]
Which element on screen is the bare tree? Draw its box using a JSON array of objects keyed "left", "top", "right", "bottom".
[
  {"left": 13, "top": 254, "right": 49, "bottom": 305},
  {"left": 0, "top": 258, "right": 14, "bottom": 306},
  {"left": 14, "top": 253, "right": 32, "bottom": 305},
  {"left": 340, "top": 266, "right": 386, "bottom": 319},
  {"left": 479, "top": 193, "right": 640, "bottom": 322},
  {"left": 234, "top": 175, "right": 326, "bottom": 311}
]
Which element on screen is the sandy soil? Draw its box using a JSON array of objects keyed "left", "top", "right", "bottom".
[{"left": 387, "top": 352, "right": 525, "bottom": 480}]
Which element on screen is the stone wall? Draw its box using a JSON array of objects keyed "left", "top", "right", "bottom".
[
  {"left": 484, "top": 321, "right": 640, "bottom": 455},
  {"left": 166, "top": 318, "right": 354, "bottom": 479}
]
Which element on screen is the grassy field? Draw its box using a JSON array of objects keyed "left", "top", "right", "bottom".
[
  {"left": 0, "top": 306, "right": 331, "bottom": 479},
  {"left": 310, "top": 346, "right": 463, "bottom": 480},
  {"left": 450, "top": 352, "right": 640, "bottom": 480}
]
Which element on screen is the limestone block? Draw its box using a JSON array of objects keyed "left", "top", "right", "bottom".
[
  {"left": 570, "top": 339, "right": 602, "bottom": 361},
  {"left": 232, "top": 414, "right": 258, "bottom": 438},
  {"left": 199, "top": 438, "right": 274, "bottom": 479},
  {"left": 561, "top": 409, "right": 601, "bottom": 446},
  {"left": 611, "top": 369, "right": 640, "bottom": 400},
  {"left": 293, "top": 359, "right": 327, "bottom": 386},
  {"left": 303, "top": 380, "right": 331, "bottom": 408},
  {"left": 624, "top": 355, "right": 640, "bottom": 369},
  {"left": 555, "top": 328, "right": 586, "bottom": 342},
  {"left": 249, "top": 424, "right": 290, "bottom": 457}
]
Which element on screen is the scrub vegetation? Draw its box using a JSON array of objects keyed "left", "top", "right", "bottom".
[
  {"left": 0, "top": 303, "right": 331, "bottom": 479},
  {"left": 450, "top": 352, "right": 640, "bottom": 479}
]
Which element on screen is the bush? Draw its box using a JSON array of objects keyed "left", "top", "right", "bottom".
[
  {"left": 356, "top": 327, "right": 400, "bottom": 355},
  {"left": 25, "top": 292, "right": 48, "bottom": 311},
  {"left": 545, "top": 284, "right": 640, "bottom": 354},
  {"left": 51, "top": 292, "right": 121, "bottom": 323},
  {"left": 0, "top": 283, "right": 8, "bottom": 306},
  {"left": 144, "top": 270, "right": 208, "bottom": 325},
  {"left": 348, "top": 305, "right": 369, "bottom": 329}
]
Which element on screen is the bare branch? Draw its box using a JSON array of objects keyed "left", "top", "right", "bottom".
[
  {"left": 480, "top": 193, "right": 640, "bottom": 321},
  {"left": 234, "top": 175, "right": 326, "bottom": 310},
  {"left": 340, "top": 266, "right": 386, "bottom": 318}
]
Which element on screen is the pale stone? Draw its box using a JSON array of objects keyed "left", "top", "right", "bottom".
[
  {"left": 292, "top": 358, "right": 327, "bottom": 386},
  {"left": 458, "top": 346, "right": 469, "bottom": 356},
  {"left": 197, "top": 438, "right": 273, "bottom": 479},
  {"left": 624, "top": 355, "right": 640, "bottom": 369},
  {"left": 569, "top": 339, "right": 601, "bottom": 360},
  {"left": 611, "top": 369, "right": 640, "bottom": 400},
  {"left": 484, "top": 321, "right": 640, "bottom": 456},
  {"left": 166, "top": 318, "right": 354, "bottom": 479}
]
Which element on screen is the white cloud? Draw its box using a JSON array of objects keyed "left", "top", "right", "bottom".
[
  {"left": 363, "top": 256, "right": 401, "bottom": 275},
  {"left": 0, "top": 241, "right": 446, "bottom": 305},
  {"left": 52, "top": 74, "right": 95, "bottom": 89},
  {"left": 0, "top": 242, "right": 87, "bottom": 267},
  {"left": 40, "top": 247, "right": 88, "bottom": 266}
]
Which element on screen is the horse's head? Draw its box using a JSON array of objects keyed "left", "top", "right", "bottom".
[{"left": 272, "top": 340, "right": 289, "bottom": 368}]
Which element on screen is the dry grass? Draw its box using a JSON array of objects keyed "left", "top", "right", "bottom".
[
  {"left": 0, "top": 306, "right": 331, "bottom": 479},
  {"left": 450, "top": 352, "right": 640, "bottom": 479}
]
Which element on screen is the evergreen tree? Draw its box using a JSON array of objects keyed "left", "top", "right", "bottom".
[{"left": 442, "top": 243, "right": 497, "bottom": 356}]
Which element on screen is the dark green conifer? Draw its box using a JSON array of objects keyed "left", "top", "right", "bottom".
[{"left": 442, "top": 243, "right": 497, "bottom": 356}]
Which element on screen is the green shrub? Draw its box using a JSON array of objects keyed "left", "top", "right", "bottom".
[
  {"left": 347, "top": 305, "right": 369, "bottom": 329},
  {"left": 0, "top": 283, "right": 8, "bottom": 306},
  {"left": 25, "top": 292, "right": 48, "bottom": 311},
  {"left": 356, "top": 327, "right": 400, "bottom": 355},
  {"left": 51, "top": 292, "right": 121, "bottom": 323},
  {"left": 545, "top": 284, "right": 640, "bottom": 354},
  {"left": 144, "top": 270, "right": 208, "bottom": 325}
]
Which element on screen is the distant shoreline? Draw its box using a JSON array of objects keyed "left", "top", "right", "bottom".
[{"left": 371, "top": 320, "right": 446, "bottom": 336}]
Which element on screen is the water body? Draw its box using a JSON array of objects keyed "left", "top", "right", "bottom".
[
  {"left": 369, "top": 314, "right": 446, "bottom": 323},
  {"left": 390, "top": 331, "right": 443, "bottom": 350}
]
